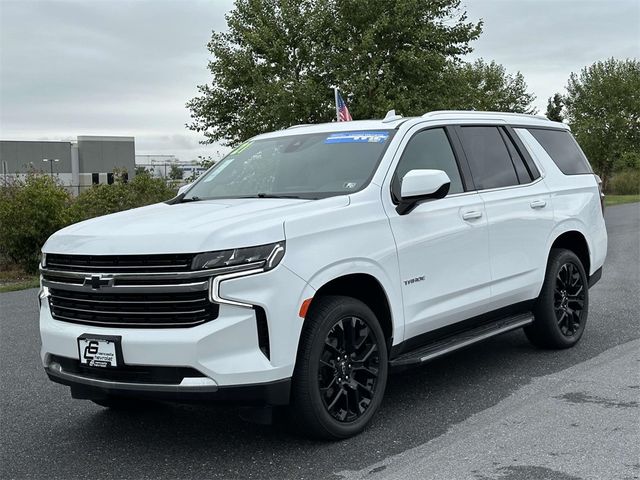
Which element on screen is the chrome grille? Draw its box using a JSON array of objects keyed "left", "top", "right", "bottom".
[{"left": 41, "top": 253, "right": 222, "bottom": 328}]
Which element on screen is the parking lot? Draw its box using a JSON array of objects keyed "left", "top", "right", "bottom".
[{"left": 1, "top": 203, "right": 639, "bottom": 480}]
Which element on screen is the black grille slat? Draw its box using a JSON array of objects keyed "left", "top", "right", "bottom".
[
  {"left": 46, "top": 253, "right": 195, "bottom": 273},
  {"left": 51, "top": 304, "right": 208, "bottom": 316},
  {"left": 47, "top": 278, "right": 219, "bottom": 328}
]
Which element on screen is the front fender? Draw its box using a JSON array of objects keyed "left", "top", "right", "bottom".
[{"left": 287, "top": 258, "right": 405, "bottom": 347}]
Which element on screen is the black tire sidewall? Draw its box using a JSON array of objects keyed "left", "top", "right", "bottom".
[
  {"left": 294, "top": 296, "right": 388, "bottom": 439},
  {"left": 533, "top": 249, "right": 589, "bottom": 348}
]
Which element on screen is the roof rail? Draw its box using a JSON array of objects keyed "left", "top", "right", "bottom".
[
  {"left": 286, "top": 124, "right": 314, "bottom": 129},
  {"left": 422, "top": 110, "right": 549, "bottom": 121}
]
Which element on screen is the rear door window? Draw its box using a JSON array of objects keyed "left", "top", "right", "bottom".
[
  {"left": 499, "top": 129, "right": 532, "bottom": 183},
  {"left": 527, "top": 128, "right": 592, "bottom": 175},
  {"left": 458, "top": 126, "right": 519, "bottom": 190}
]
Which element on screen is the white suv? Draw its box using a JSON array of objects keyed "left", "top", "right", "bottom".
[{"left": 39, "top": 111, "right": 607, "bottom": 439}]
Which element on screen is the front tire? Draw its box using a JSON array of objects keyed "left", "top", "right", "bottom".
[
  {"left": 525, "top": 248, "right": 589, "bottom": 349},
  {"left": 291, "top": 295, "right": 388, "bottom": 440}
]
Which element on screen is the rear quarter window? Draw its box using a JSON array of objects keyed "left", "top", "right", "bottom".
[{"left": 527, "top": 128, "right": 592, "bottom": 175}]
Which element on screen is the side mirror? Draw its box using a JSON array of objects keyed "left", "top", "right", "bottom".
[
  {"left": 396, "top": 169, "right": 450, "bottom": 215},
  {"left": 177, "top": 183, "right": 192, "bottom": 196}
]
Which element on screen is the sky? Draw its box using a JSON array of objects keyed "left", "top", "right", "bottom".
[{"left": 1, "top": 0, "right": 638, "bottom": 161}]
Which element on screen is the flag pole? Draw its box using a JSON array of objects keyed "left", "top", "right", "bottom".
[{"left": 334, "top": 87, "right": 340, "bottom": 122}]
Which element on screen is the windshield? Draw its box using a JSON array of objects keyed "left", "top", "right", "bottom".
[{"left": 183, "top": 130, "right": 395, "bottom": 201}]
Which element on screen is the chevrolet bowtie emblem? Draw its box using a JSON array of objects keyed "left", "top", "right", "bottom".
[{"left": 83, "top": 275, "right": 114, "bottom": 289}]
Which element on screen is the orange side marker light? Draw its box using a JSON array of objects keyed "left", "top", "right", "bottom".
[{"left": 299, "top": 298, "right": 313, "bottom": 318}]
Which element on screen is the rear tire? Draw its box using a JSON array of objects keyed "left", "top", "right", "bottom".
[
  {"left": 290, "top": 295, "right": 388, "bottom": 440},
  {"left": 525, "top": 248, "right": 589, "bottom": 349}
]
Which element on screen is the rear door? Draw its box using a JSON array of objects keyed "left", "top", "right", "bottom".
[
  {"left": 383, "top": 126, "right": 492, "bottom": 340},
  {"left": 455, "top": 125, "right": 554, "bottom": 308}
]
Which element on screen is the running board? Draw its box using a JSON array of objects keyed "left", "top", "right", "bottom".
[{"left": 389, "top": 313, "right": 534, "bottom": 368}]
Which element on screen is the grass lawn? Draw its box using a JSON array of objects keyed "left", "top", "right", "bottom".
[
  {"left": 0, "top": 265, "right": 39, "bottom": 293},
  {"left": 605, "top": 194, "right": 640, "bottom": 206},
  {"left": 0, "top": 277, "right": 40, "bottom": 293}
]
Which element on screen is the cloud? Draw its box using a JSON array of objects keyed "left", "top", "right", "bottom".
[
  {"left": 0, "top": 0, "right": 234, "bottom": 159},
  {"left": 0, "top": 0, "right": 637, "bottom": 153},
  {"left": 463, "top": 0, "right": 640, "bottom": 111}
]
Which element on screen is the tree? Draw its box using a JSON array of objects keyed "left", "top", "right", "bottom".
[
  {"left": 0, "top": 174, "right": 71, "bottom": 272},
  {"left": 135, "top": 166, "right": 151, "bottom": 176},
  {"left": 445, "top": 59, "right": 536, "bottom": 113},
  {"left": 564, "top": 58, "right": 640, "bottom": 187},
  {"left": 545, "top": 93, "right": 564, "bottom": 122},
  {"left": 188, "top": 0, "right": 483, "bottom": 145},
  {"left": 168, "top": 164, "right": 184, "bottom": 181}
]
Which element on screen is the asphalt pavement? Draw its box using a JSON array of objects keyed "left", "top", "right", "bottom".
[{"left": 1, "top": 202, "right": 639, "bottom": 480}]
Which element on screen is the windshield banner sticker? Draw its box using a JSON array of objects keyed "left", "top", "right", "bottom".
[
  {"left": 230, "top": 141, "right": 253, "bottom": 155},
  {"left": 324, "top": 131, "right": 389, "bottom": 144}
]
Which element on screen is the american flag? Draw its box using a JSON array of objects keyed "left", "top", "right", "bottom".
[{"left": 336, "top": 90, "right": 353, "bottom": 122}]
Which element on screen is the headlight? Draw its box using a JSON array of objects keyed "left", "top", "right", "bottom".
[{"left": 191, "top": 242, "right": 285, "bottom": 272}]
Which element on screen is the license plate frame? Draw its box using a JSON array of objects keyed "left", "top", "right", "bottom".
[{"left": 77, "top": 334, "right": 123, "bottom": 369}]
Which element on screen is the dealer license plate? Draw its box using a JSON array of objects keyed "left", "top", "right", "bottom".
[{"left": 78, "top": 335, "right": 119, "bottom": 368}]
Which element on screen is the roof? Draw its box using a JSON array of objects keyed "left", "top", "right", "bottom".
[
  {"left": 253, "top": 118, "right": 408, "bottom": 140},
  {"left": 254, "top": 110, "right": 566, "bottom": 140}
]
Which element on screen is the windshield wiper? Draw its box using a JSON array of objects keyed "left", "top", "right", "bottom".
[
  {"left": 252, "top": 193, "right": 304, "bottom": 199},
  {"left": 179, "top": 196, "right": 203, "bottom": 203}
]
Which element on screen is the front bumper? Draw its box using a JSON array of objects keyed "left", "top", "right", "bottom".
[
  {"left": 40, "top": 264, "right": 311, "bottom": 405},
  {"left": 45, "top": 357, "right": 291, "bottom": 404}
]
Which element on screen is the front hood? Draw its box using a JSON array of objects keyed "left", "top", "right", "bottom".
[{"left": 43, "top": 197, "right": 347, "bottom": 255}]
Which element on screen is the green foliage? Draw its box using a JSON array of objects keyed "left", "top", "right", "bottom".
[
  {"left": 0, "top": 175, "right": 71, "bottom": 273},
  {"left": 546, "top": 93, "right": 564, "bottom": 122},
  {"left": 564, "top": 58, "right": 640, "bottom": 187},
  {"left": 0, "top": 172, "right": 177, "bottom": 273},
  {"left": 444, "top": 59, "right": 536, "bottom": 113},
  {"left": 69, "top": 173, "right": 176, "bottom": 223},
  {"left": 607, "top": 169, "right": 640, "bottom": 195},
  {"left": 168, "top": 164, "right": 184, "bottom": 180},
  {"left": 187, "top": 0, "right": 496, "bottom": 145}
]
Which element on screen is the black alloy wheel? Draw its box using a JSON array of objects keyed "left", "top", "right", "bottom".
[
  {"left": 554, "top": 262, "right": 586, "bottom": 337},
  {"left": 319, "top": 316, "right": 381, "bottom": 422},
  {"left": 525, "top": 248, "right": 589, "bottom": 349},
  {"left": 291, "top": 295, "right": 388, "bottom": 439}
]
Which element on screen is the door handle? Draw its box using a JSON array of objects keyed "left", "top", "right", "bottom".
[
  {"left": 530, "top": 200, "right": 547, "bottom": 209},
  {"left": 462, "top": 210, "right": 483, "bottom": 221}
]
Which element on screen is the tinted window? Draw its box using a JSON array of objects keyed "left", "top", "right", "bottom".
[
  {"left": 459, "top": 126, "right": 519, "bottom": 189},
  {"left": 393, "top": 128, "right": 463, "bottom": 197},
  {"left": 500, "top": 129, "right": 532, "bottom": 183},
  {"left": 527, "top": 128, "right": 592, "bottom": 175},
  {"left": 185, "top": 131, "right": 394, "bottom": 200}
]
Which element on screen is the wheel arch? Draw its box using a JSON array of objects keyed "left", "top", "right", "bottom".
[
  {"left": 311, "top": 273, "right": 394, "bottom": 348},
  {"left": 548, "top": 229, "right": 591, "bottom": 276}
]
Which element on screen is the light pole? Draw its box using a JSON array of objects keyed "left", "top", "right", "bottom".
[{"left": 43, "top": 158, "right": 59, "bottom": 177}]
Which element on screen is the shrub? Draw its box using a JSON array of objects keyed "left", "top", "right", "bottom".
[
  {"left": 68, "top": 172, "right": 176, "bottom": 223},
  {"left": 0, "top": 175, "right": 72, "bottom": 273},
  {"left": 607, "top": 168, "right": 640, "bottom": 195}
]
